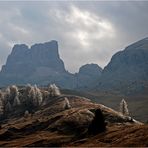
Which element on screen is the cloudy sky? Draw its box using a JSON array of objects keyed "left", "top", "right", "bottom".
[{"left": 0, "top": 1, "right": 148, "bottom": 73}]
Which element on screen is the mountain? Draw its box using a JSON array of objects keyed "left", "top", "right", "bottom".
[
  {"left": 97, "top": 38, "right": 148, "bottom": 94},
  {"left": 1, "top": 38, "right": 148, "bottom": 94},
  {"left": 79, "top": 64, "right": 102, "bottom": 77},
  {"left": 0, "top": 40, "right": 69, "bottom": 86},
  {"left": 0, "top": 41, "right": 102, "bottom": 89},
  {"left": 75, "top": 64, "right": 102, "bottom": 90}
]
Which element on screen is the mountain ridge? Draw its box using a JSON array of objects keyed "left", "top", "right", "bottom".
[
  {"left": 0, "top": 41, "right": 102, "bottom": 90},
  {"left": 0, "top": 38, "right": 148, "bottom": 94},
  {"left": 96, "top": 37, "right": 148, "bottom": 94}
]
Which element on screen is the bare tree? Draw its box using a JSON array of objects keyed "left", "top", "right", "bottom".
[{"left": 119, "top": 99, "right": 129, "bottom": 116}]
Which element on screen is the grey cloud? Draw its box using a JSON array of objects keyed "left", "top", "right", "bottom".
[{"left": 0, "top": 1, "right": 148, "bottom": 73}]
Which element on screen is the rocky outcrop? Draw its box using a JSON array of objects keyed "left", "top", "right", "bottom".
[
  {"left": 0, "top": 41, "right": 102, "bottom": 90},
  {"left": 0, "top": 40, "right": 69, "bottom": 86},
  {"left": 97, "top": 38, "right": 148, "bottom": 94}
]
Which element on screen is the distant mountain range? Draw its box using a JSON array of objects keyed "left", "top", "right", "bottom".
[
  {"left": 0, "top": 40, "right": 102, "bottom": 90},
  {"left": 0, "top": 38, "right": 148, "bottom": 94},
  {"left": 96, "top": 38, "right": 148, "bottom": 94}
]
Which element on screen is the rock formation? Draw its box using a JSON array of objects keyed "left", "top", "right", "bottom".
[
  {"left": 75, "top": 64, "right": 102, "bottom": 90},
  {"left": 0, "top": 41, "right": 102, "bottom": 90},
  {"left": 97, "top": 38, "right": 148, "bottom": 94}
]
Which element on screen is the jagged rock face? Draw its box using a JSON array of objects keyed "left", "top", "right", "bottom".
[
  {"left": 0, "top": 41, "right": 70, "bottom": 86},
  {"left": 2, "top": 40, "right": 65, "bottom": 74},
  {"left": 0, "top": 41, "right": 102, "bottom": 89},
  {"left": 97, "top": 38, "right": 148, "bottom": 94}
]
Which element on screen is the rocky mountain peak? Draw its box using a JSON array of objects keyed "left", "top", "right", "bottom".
[
  {"left": 98, "top": 38, "right": 148, "bottom": 94},
  {"left": 0, "top": 40, "right": 67, "bottom": 86},
  {"left": 79, "top": 63, "right": 102, "bottom": 77},
  {"left": 30, "top": 40, "right": 59, "bottom": 59}
]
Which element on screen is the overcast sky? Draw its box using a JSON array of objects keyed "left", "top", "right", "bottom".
[{"left": 0, "top": 1, "right": 148, "bottom": 73}]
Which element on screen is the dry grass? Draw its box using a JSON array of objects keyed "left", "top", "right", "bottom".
[{"left": 0, "top": 95, "right": 147, "bottom": 147}]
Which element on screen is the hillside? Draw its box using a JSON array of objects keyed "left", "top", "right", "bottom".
[{"left": 0, "top": 85, "right": 147, "bottom": 147}]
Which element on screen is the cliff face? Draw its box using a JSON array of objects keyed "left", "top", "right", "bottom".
[
  {"left": 0, "top": 41, "right": 69, "bottom": 86},
  {"left": 97, "top": 38, "right": 148, "bottom": 94},
  {"left": 1, "top": 40, "right": 66, "bottom": 74},
  {"left": 0, "top": 41, "right": 102, "bottom": 89}
]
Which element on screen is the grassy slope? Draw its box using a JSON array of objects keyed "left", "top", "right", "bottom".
[
  {"left": 0, "top": 95, "right": 147, "bottom": 147},
  {"left": 61, "top": 89, "right": 148, "bottom": 122}
]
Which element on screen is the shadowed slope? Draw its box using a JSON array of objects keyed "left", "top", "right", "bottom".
[{"left": 0, "top": 94, "right": 145, "bottom": 147}]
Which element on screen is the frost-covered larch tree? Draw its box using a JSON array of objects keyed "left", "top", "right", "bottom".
[
  {"left": 27, "top": 84, "right": 43, "bottom": 107},
  {"left": 10, "top": 85, "right": 21, "bottom": 107},
  {"left": 53, "top": 84, "right": 61, "bottom": 96},
  {"left": 28, "top": 85, "right": 36, "bottom": 102},
  {"left": 63, "top": 97, "right": 71, "bottom": 109},
  {"left": 48, "top": 84, "right": 61, "bottom": 97},
  {"left": 119, "top": 99, "right": 129, "bottom": 116},
  {"left": 4, "top": 86, "right": 11, "bottom": 103},
  {"left": 5, "top": 85, "right": 20, "bottom": 105},
  {"left": 13, "top": 96, "right": 21, "bottom": 107},
  {"left": 0, "top": 90, "right": 4, "bottom": 114},
  {"left": 48, "top": 84, "right": 54, "bottom": 97},
  {"left": 5, "top": 101, "right": 12, "bottom": 112},
  {"left": 34, "top": 85, "right": 43, "bottom": 106},
  {"left": 9, "top": 85, "right": 19, "bottom": 100}
]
